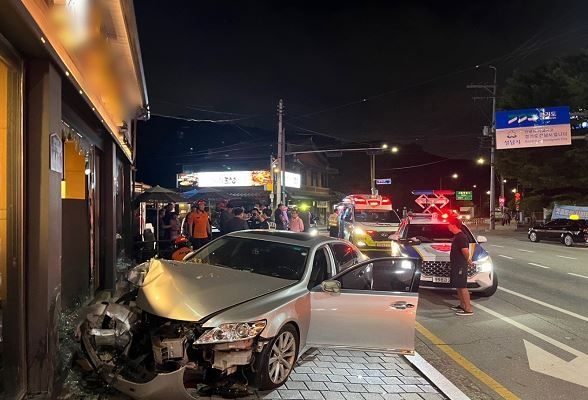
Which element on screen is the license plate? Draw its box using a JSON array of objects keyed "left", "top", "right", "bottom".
[
  {"left": 376, "top": 241, "right": 392, "bottom": 248},
  {"left": 433, "top": 277, "right": 450, "bottom": 283}
]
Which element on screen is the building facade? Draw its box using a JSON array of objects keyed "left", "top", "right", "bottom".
[{"left": 0, "top": 0, "right": 148, "bottom": 398}]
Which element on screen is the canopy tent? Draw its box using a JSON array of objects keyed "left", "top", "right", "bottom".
[{"left": 133, "top": 185, "right": 184, "bottom": 254}]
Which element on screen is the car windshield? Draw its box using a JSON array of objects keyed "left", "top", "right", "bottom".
[
  {"left": 185, "top": 236, "right": 309, "bottom": 281},
  {"left": 406, "top": 224, "right": 475, "bottom": 243},
  {"left": 354, "top": 210, "right": 400, "bottom": 223}
]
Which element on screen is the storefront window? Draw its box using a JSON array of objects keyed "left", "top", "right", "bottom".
[{"left": 0, "top": 38, "right": 24, "bottom": 398}]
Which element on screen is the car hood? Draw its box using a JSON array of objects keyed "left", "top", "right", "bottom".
[{"left": 136, "top": 259, "right": 296, "bottom": 322}]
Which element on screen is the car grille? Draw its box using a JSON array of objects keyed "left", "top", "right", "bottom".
[
  {"left": 422, "top": 261, "right": 477, "bottom": 278},
  {"left": 368, "top": 231, "right": 393, "bottom": 240}
]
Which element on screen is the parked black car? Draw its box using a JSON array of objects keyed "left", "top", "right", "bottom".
[{"left": 528, "top": 219, "right": 588, "bottom": 247}]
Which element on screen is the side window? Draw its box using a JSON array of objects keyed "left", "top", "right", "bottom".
[
  {"left": 330, "top": 243, "right": 360, "bottom": 273},
  {"left": 337, "top": 259, "right": 416, "bottom": 292},
  {"left": 344, "top": 208, "right": 353, "bottom": 222},
  {"left": 308, "top": 247, "right": 330, "bottom": 289}
]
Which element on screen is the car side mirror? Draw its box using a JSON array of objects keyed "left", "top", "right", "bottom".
[
  {"left": 477, "top": 235, "right": 488, "bottom": 243},
  {"left": 321, "top": 280, "right": 341, "bottom": 294}
]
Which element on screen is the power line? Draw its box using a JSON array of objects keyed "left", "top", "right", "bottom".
[{"left": 151, "top": 112, "right": 258, "bottom": 123}]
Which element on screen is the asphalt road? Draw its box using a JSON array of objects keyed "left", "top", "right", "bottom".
[{"left": 407, "top": 229, "right": 588, "bottom": 400}]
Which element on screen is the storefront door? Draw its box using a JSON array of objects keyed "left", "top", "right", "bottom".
[{"left": 0, "top": 35, "right": 25, "bottom": 399}]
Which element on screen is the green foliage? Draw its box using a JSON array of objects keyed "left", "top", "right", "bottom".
[{"left": 496, "top": 52, "right": 588, "bottom": 208}]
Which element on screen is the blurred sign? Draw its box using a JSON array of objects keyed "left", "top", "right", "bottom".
[
  {"left": 284, "top": 172, "right": 301, "bottom": 188},
  {"left": 499, "top": 196, "right": 505, "bottom": 207},
  {"left": 496, "top": 106, "right": 571, "bottom": 149},
  {"left": 177, "top": 170, "right": 271, "bottom": 187},
  {"left": 375, "top": 178, "right": 392, "bottom": 185},
  {"left": 456, "top": 191, "right": 472, "bottom": 201},
  {"left": 552, "top": 204, "right": 588, "bottom": 220},
  {"left": 50, "top": 133, "right": 63, "bottom": 174}
]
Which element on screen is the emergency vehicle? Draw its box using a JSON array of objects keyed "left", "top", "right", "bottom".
[
  {"left": 338, "top": 194, "right": 401, "bottom": 249},
  {"left": 389, "top": 212, "right": 497, "bottom": 297}
]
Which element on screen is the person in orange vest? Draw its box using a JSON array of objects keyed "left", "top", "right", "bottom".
[{"left": 187, "top": 200, "right": 211, "bottom": 249}]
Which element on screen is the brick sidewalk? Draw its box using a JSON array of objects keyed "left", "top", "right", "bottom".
[{"left": 255, "top": 348, "right": 447, "bottom": 400}]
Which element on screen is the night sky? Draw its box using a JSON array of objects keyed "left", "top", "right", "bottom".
[{"left": 134, "top": 0, "right": 588, "bottom": 190}]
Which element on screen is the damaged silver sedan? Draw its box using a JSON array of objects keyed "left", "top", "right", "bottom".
[{"left": 79, "top": 231, "right": 421, "bottom": 399}]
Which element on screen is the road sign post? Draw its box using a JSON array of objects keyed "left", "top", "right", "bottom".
[
  {"left": 375, "top": 178, "right": 392, "bottom": 185},
  {"left": 456, "top": 191, "right": 473, "bottom": 201}
]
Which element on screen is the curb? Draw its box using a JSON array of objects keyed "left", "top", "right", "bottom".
[{"left": 404, "top": 352, "right": 471, "bottom": 400}]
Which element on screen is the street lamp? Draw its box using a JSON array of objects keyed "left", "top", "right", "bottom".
[
  {"left": 477, "top": 157, "right": 485, "bottom": 165},
  {"left": 486, "top": 190, "right": 491, "bottom": 195},
  {"left": 382, "top": 144, "right": 388, "bottom": 149},
  {"left": 511, "top": 188, "right": 517, "bottom": 193},
  {"left": 473, "top": 184, "right": 477, "bottom": 188},
  {"left": 452, "top": 173, "right": 459, "bottom": 179},
  {"left": 391, "top": 146, "right": 399, "bottom": 153}
]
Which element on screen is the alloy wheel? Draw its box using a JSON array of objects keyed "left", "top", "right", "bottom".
[
  {"left": 268, "top": 331, "right": 297, "bottom": 384},
  {"left": 564, "top": 235, "right": 573, "bottom": 246},
  {"left": 530, "top": 232, "right": 537, "bottom": 242}
]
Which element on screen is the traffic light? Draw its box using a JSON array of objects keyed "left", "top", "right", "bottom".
[{"left": 515, "top": 192, "right": 521, "bottom": 202}]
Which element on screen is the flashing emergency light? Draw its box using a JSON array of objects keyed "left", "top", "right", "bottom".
[{"left": 381, "top": 197, "right": 392, "bottom": 205}]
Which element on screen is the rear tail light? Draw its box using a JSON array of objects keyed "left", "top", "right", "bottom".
[
  {"left": 369, "top": 201, "right": 379, "bottom": 206},
  {"left": 381, "top": 197, "right": 392, "bottom": 205},
  {"left": 366, "top": 230, "right": 375, "bottom": 234},
  {"left": 353, "top": 196, "right": 367, "bottom": 204}
]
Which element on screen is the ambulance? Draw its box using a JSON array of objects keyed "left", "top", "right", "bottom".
[{"left": 339, "top": 194, "right": 401, "bottom": 249}]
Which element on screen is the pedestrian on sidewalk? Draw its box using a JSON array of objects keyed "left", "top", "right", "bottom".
[
  {"left": 169, "top": 212, "right": 181, "bottom": 241},
  {"left": 290, "top": 210, "right": 305, "bottom": 232},
  {"left": 247, "top": 208, "right": 263, "bottom": 229},
  {"left": 274, "top": 203, "right": 290, "bottom": 230},
  {"left": 447, "top": 216, "right": 474, "bottom": 316},
  {"left": 219, "top": 203, "right": 233, "bottom": 235},
  {"left": 187, "top": 200, "right": 211, "bottom": 249},
  {"left": 225, "top": 207, "right": 250, "bottom": 233}
]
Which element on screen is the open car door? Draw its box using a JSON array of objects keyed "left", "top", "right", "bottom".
[{"left": 307, "top": 257, "right": 420, "bottom": 354}]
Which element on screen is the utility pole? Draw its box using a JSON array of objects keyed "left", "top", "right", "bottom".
[
  {"left": 276, "top": 99, "right": 285, "bottom": 206},
  {"left": 370, "top": 154, "right": 377, "bottom": 195},
  {"left": 468, "top": 65, "right": 497, "bottom": 230}
]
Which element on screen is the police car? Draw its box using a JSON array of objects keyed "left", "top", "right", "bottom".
[
  {"left": 339, "top": 194, "right": 401, "bottom": 250},
  {"left": 389, "top": 213, "right": 498, "bottom": 297}
]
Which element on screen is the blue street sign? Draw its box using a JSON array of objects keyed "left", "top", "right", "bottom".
[
  {"left": 375, "top": 178, "right": 392, "bottom": 185},
  {"left": 496, "top": 106, "right": 570, "bottom": 129}
]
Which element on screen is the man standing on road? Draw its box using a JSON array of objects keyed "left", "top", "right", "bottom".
[{"left": 447, "top": 217, "right": 474, "bottom": 316}]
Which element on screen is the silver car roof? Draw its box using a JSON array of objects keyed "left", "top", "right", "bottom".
[{"left": 227, "top": 230, "right": 338, "bottom": 248}]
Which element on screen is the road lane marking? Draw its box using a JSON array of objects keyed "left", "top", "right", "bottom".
[
  {"left": 557, "top": 255, "right": 577, "bottom": 260},
  {"left": 498, "top": 286, "right": 588, "bottom": 322},
  {"left": 516, "top": 249, "right": 534, "bottom": 253},
  {"left": 498, "top": 254, "right": 514, "bottom": 260},
  {"left": 528, "top": 262, "right": 550, "bottom": 269},
  {"left": 415, "top": 322, "right": 520, "bottom": 400},
  {"left": 473, "top": 303, "right": 584, "bottom": 357},
  {"left": 491, "top": 244, "right": 504, "bottom": 248},
  {"left": 568, "top": 273, "right": 588, "bottom": 279}
]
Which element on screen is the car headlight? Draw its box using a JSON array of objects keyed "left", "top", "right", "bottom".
[
  {"left": 354, "top": 227, "right": 366, "bottom": 235},
  {"left": 475, "top": 255, "right": 493, "bottom": 272},
  {"left": 195, "top": 320, "right": 266, "bottom": 344},
  {"left": 127, "top": 262, "right": 150, "bottom": 286}
]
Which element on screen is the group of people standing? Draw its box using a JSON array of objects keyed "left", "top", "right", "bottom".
[{"left": 155, "top": 201, "right": 312, "bottom": 253}]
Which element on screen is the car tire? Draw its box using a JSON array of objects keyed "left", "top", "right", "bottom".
[
  {"left": 529, "top": 231, "right": 539, "bottom": 243},
  {"left": 479, "top": 272, "right": 498, "bottom": 297},
  {"left": 253, "top": 324, "right": 299, "bottom": 391},
  {"left": 563, "top": 234, "right": 574, "bottom": 247}
]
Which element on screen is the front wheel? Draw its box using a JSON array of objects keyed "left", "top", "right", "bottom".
[
  {"left": 563, "top": 234, "right": 574, "bottom": 247},
  {"left": 479, "top": 273, "right": 498, "bottom": 297},
  {"left": 529, "top": 231, "right": 539, "bottom": 242},
  {"left": 254, "top": 324, "right": 299, "bottom": 391}
]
